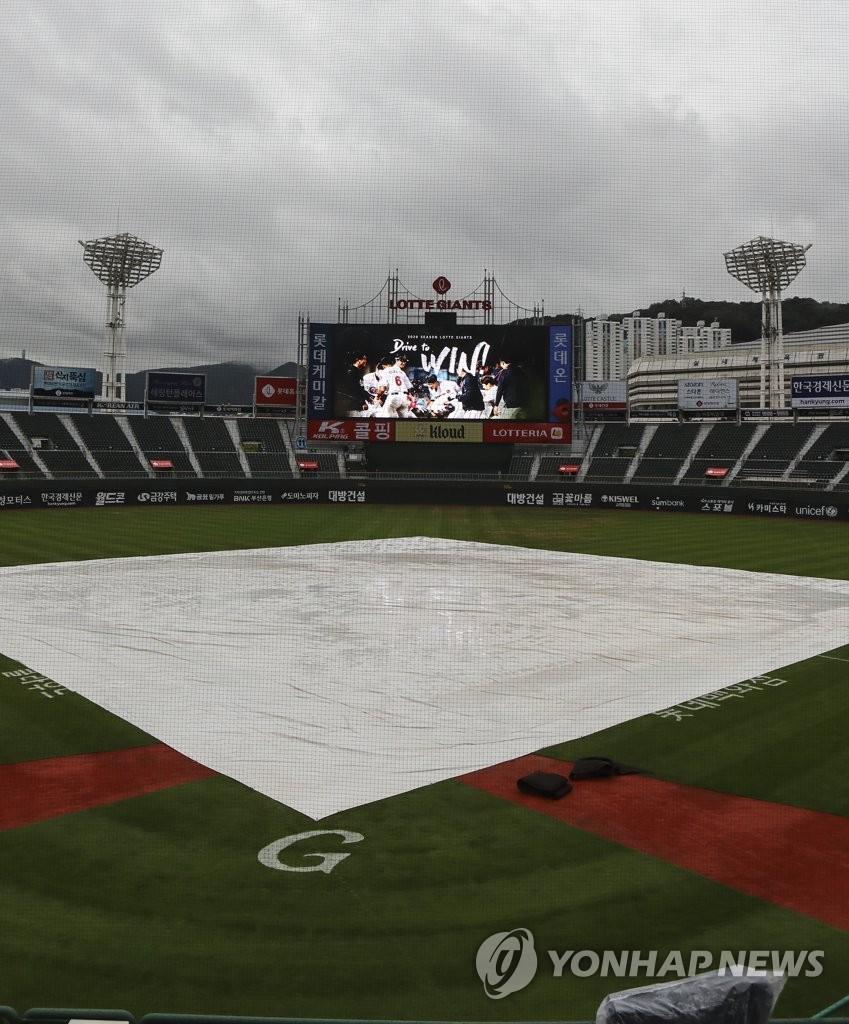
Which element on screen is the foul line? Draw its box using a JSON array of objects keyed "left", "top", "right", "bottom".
[{"left": 459, "top": 754, "right": 849, "bottom": 933}]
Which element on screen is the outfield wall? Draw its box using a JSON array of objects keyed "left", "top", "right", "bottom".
[{"left": 0, "top": 477, "right": 847, "bottom": 521}]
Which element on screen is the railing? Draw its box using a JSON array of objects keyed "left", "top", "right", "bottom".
[{"left": 5, "top": 1008, "right": 849, "bottom": 1024}]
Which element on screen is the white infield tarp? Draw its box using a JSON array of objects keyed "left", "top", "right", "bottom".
[{"left": 1, "top": 538, "right": 847, "bottom": 819}]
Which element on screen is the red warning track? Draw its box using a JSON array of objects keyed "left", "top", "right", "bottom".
[
  {"left": 459, "top": 754, "right": 849, "bottom": 933},
  {"left": 0, "top": 744, "right": 215, "bottom": 831}
]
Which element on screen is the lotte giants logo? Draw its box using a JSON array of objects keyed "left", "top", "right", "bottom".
[{"left": 389, "top": 275, "right": 492, "bottom": 311}]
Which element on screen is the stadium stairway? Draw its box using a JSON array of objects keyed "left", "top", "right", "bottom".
[
  {"left": 782, "top": 424, "right": 828, "bottom": 483},
  {"left": 60, "top": 415, "right": 109, "bottom": 478},
  {"left": 169, "top": 418, "right": 204, "bottom": 477},
  {"left": 116, "top": 416, "right": 155, "bottom": 476},
  {"left": 623, "top": 424, "right": 658, "bottom": 482},
  {"left": 724, "top": 425, "right": 769, "bottom": 485},
  {"left": 0, "top": 413, "right": 50, "bottom": 478},
  {"left": 673, "top": 423, "right": 713, "bottom": 484},
  {"left": 223, "top": 419, "right": 253, "bottom": 477},
  {"left": 574, "top": 427, "right": 602, "bottom": 481}
]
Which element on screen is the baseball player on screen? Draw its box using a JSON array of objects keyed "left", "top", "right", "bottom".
[{"left": 376, "top": 354, "right": 416, "bottom": 418}]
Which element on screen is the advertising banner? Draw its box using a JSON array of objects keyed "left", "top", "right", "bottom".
[
  {"left": 307, "top": 418, "right": 395, "bottom": 442},
  {"left": 31, "top": 365, "right": 97, "bottom": 399},
  {"left": 146, "top": 372, "right": 206, "bottom": 405},
  {"left": 307, "top": 321, "right": 572, "bottom": 444},
  {"left": 791, "top": 374, "right": 849, "bottom": 409},
  {"left": 395, "top": 421, "right": 483, "bottom": 443},
  {"left": 0, "top": 477, "right": 845, "bottom": 520},
  {"left": 678, "top": 378, "right": 738, "bottom": 411},
  {"left": 549, "top": 325, "right": 573, "bottom": 422},
  {"left": 255, "top": 376, "right": 297, "bottom": 408},
  {"left": 579, "top": 380, "right": 627, "bottom": 409}
]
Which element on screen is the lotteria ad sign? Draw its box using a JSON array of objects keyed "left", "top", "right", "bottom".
[
  {"left": 255, "top": 376, "right": 297, "bottom": 407},
  {"left": 306, "top": 322, "right": 572, "bottom": 443}
]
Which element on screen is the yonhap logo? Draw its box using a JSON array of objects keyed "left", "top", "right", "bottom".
[
  {"left": 476, "top": 928, "right": 538, "bottom": 999},
  {"left": 474, "top": 929, "right": 823, "bottom": 997}
]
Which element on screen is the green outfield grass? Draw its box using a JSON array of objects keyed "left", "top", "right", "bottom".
[
  {"left": 4, "top": 504, "right": 849, "bottom": 578},
  {"left": 1, "top": 505, "right": 848, "bottom": 1021}
]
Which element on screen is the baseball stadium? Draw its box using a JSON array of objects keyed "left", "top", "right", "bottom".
[{"left": 2, "top": 253, "right": 849, "bottom": 1024}]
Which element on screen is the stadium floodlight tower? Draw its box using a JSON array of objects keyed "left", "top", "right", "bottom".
[
  {"left": 723, "top": 235, "right": 811, "bottom": 409},
  {"left": 79, "top": 232, "right": 164, "bottom": 402}
]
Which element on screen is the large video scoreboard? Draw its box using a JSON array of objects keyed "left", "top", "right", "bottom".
[{"left": 307, "top": 321, "right": 572, "bottom": 443}]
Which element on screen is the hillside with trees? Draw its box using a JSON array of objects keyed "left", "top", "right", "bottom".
[{"left": 603, "top": 296, "right": 849, "bottom": 343}]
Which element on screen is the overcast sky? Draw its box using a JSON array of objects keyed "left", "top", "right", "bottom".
[{"left": 1, "top": 0, "right": 847, "bottom": 372}]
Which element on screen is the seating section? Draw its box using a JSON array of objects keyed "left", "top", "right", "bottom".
[
  {"left": 0, "top": 414, "right": 847, "bottom": 494},
  {"left": 193, "top": 451, "right": 246, "bottom": 477},
  {"left": 244, "top": 452, "right": 293, "bottom": 476},
  {"left": 507, "top": 454, "right": 534, "bottom": 477},
  {"left": 182, "top": 418, "right": 238, "bottom": 453},
  {"left": 0, "top": 415, "right": 45, "bottom": 477},
  {"left": 11, "top": 412, "right": 98, "bottom": 478},
  {"left": 537, "top": 455, "right": 582, "bottom": 478},
  {"left": 181, "top": 418, "right": 246, "bottom": 477},
  {"left": 626, "top": 430, "right": 683, "bottom": 478},
  {"left": 734, "top": 459, "right": 790, "bottom": 482},
  {"left": 590, "top": 423, "right": 646, "bottom": 457},
  {"left": 236, "top": 418, "right": 289, "bottom": 449},
  {"left": 681, "top": 458, "right": 735, "bottom": 484},
  {"left": 306, "top": 453, "right": 340, "bottom": 475},
  {"left": 803, "top": 423, "right": 849, "bottom": 461},
  {"left": 126, "top": 417, "right": 197, "bottom": 475},
  {"left": 692, "top": 423, "right": 757, "bottom": 460},
  {"left": 36, "top": 449, "right": 99, "bottom": 478},
  {"left": 746, "top": 423, "right": 814, "bottom": 461},
  {"left": 578, "top": 424, "right": 645, "bottom": 480},
  {"left": 787, "top": 460, "right": 846, "bottom": 485},
  {"left": 73, "top": 415, "right": 147, "bottom": 477},
  {"left": 127, "top": 416, "right": 185, "bottom": 452},
  {"left": 237, "top": 418, "right": 293, "bottom": 477},
  {"left": 582, "top": 457, "right": 633, "bottom": 481},
  {"left": 630, "top": 457, "right": 682, "bottom": 482},
  {"left": 12, "top": 412, "right": 81, "bottom": 451},
  {"left": 640, "top": 424, "right": 700, "bottom": 460}
]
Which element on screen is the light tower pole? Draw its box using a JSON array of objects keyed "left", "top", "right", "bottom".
[
  {"left": 723, "top": 235, "right": 810, "bottom": 409},
  {"left": 79, "top": 233, "right": 163, "bottom": 402}
]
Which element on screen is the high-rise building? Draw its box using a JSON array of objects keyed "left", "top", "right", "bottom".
[{"left": 584, "top": 312, "right": 731, "bottom": 379}]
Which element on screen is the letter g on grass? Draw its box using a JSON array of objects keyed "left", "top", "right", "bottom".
[{"left": 476, "top": 928, "right": 538, "bottom": 999}]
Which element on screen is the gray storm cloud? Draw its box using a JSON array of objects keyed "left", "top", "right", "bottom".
[{"left": 0, "top": 0, "right": 845, "bottom": 372}]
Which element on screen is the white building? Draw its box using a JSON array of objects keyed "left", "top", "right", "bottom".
[
  {"left": 585, "top": 312, "right": 731, "bottom": 380},
  {"left": 626, "top": 325, "right": 849, "bottom": 413},
  {"left": 584, "top": 318, "right": 626, "bottom": 380}
]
